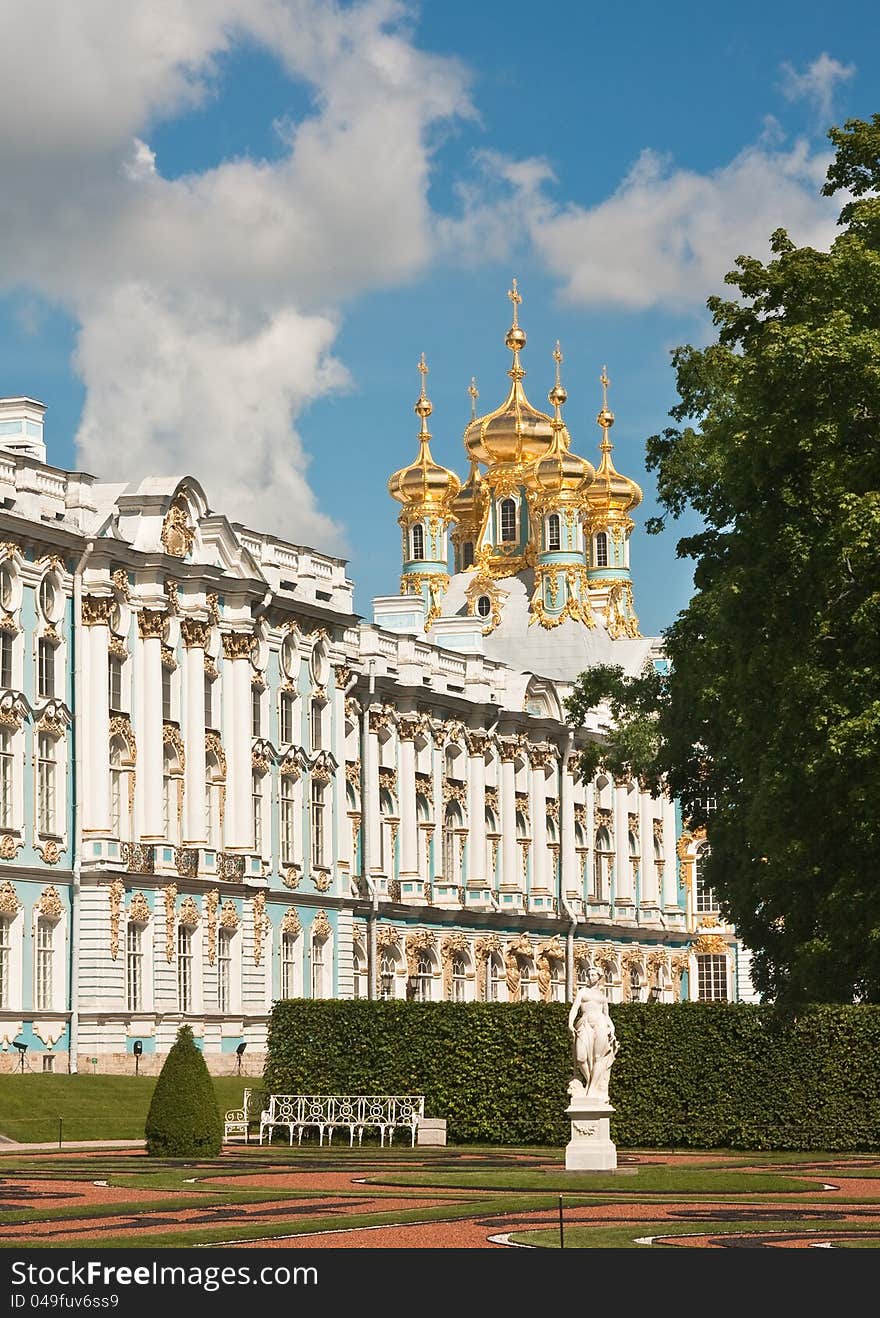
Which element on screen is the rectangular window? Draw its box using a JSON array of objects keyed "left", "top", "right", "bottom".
[
  {"left": 310, "top": 699, "right": 322, "bottom": 752},
  {"left": 697, "top": 953, "right": 728, "bottom": 1002},
  {"left": 217, "top": 929, "right": 232, "bottom": 1012},
  {"left": 311, "top": 780, "right": 324, "bottom": 868},
  {"left": 204, "top": 673, "right": 213, "bottom": 728},
  {"left": 547, "top": 515, "right": 561, "bottom": 551},
  {"left": 252, "top": 773, "right": 263, "bottom": 853},
  {"left": 37, "top": 734, "right": 56, "bottom": 835},
  {"left": 0, "top": 632, "right": 12, "bottom": 689},
  {"left": 177, "top": 924, "right": 192, "bottom": 1013},
  {"left": 280, "top": 774, "right": 296, "bottom": 865},
  {"left": 0, "top": 728, "right": 13, "bottom": 829},
  {"left": 311, "top": 938, "right": 324, "bottom": 999},
  {"left": 0, "top": 917, "right": 10, "bottom": 1009},
  {"left": 162, "top": 666, "right": 172, "bottom": 722},
  {"left": 109, "top": 656, "right": 124, "bottom": 711},
  {"left": 36, "top": 918, "right": 53, "bottom": 1010},
  {"left": 280, "top": 692, "right": 295, "bottom": 745},
  {"left": 281, "top": 933, "right": 297, "bottom": 998},
  {"left": 38, "top": 639, "right": 55, "bottom": 700},
  {"left": 252, "top": 686, "right": 262, "bottom": 738},
  {"left": 126, "top": 923, "right": 142, "bottom": 1012}
]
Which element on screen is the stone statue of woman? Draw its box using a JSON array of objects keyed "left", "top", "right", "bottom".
[{"left": 567, "top": 966, "right": 619, "bottom": 1104}]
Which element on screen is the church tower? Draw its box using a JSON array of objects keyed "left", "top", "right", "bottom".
[
  {"left": 584, "top": 368, "right": 643, "bottom": 638},
  {"left": 388, "top": 354, "right": 461, "bottom": 629},
  {"left": 525, "top": 344, "right": 596, "bottom": 628}
]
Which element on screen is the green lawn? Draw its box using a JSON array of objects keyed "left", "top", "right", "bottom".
[{"left": 0, "top": 1074, "right": 252, "bottom": 1142}]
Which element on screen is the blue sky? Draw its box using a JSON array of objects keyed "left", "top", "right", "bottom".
[{"left": 0, "top": 1, "right": 876, "bottom": 638}]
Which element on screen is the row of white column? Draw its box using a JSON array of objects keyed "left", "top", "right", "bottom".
[
  {"left": 359, "top": 708, "right": 679, "bottom": 911},
  {"left": 81, "top": 607, "right": 254, "bottom": 851}
]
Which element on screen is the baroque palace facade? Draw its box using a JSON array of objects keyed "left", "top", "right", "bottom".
[{"left": 0, "top": 287, "right": 753, "bottom": 1076}]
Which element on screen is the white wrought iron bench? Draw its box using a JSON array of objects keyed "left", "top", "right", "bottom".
[
  {"left": 258, "top": 1094, "right": 426, "bottom": 1147},
  {"left": 223, "top": 1087, "right": 266, "bottom": 1144}
]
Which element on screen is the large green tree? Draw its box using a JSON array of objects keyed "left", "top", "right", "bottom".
[{"left": 565, "top": 115, "right": 880, "bottom": 1006}]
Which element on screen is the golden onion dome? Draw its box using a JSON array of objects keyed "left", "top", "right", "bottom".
[
  {"left": 463, "top": 279, "right": 556, "bottom": 467},
  {"left": 530, "top": 343, "right": 595, "bottom": 496},
  {"left": 584, "top": 367, "right": 643, "bottom": 515},
  {"left": 388, "top": 354, "right": 461, "bottom": 511}
]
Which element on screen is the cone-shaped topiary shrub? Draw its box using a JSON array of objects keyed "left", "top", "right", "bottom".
[{"left": 145, "top": 1024, "right": 223, "bottom": 1157}]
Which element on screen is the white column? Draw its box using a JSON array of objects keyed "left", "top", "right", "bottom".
[
  {"left": 585, "top": 778, "right": 596, "bottom": 902},
  {"left": 639, "top": 788, "right": 660, "bottom": 914},
  {"left": 138, "top": 608, "right": 166, "bottom": 841},
  {"left": 182, "top": 619, "right": 208, "bottom": 845},
  {"left": 222, "top": 631, "right": 254, "bottom": 851},
  {"left": 366, "top": 707, "right": 382, "bottom": 876},
  {"left": 499, "top": 744, "right": 518, "bottom": 889},
  {"left": 662, "top": 792, "right": 678, "bottom": 910},
  {"left": 83, "top": 599, "right": 111, "bottom": 834},
  {"left": 332, "top": 666, "right": 347, "bottom": 879},
  {"left": 613, "top": 776, "right": 634, "bottom": 912},
  {"left": 465, "top": 731, "right": 487, "bottom": 884},
  {"left": 529, "top": 752, "right": 548, "bottom": 891},
  {"left": 397, "top": 721, "right": 418, "bottom": 880},
  {"left": 560, "top": 747, "right": 576, "bottom": 897}
]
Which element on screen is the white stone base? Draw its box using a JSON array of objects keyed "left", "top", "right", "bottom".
[
  {"left": 416, "top": 1118, "right": 447, "bottom": 1147},
  {"left": 564, "top": 1090, "right": 617, "bottom": 1171}
]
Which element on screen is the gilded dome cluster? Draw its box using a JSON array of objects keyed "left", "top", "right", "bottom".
[{"left": 387, "top": 281, "right": 642, "bottom": 543}]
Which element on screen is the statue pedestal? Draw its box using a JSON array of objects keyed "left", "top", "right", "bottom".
[{"left": 564, "top": 1084, "right": 617, "bottom": 1171}]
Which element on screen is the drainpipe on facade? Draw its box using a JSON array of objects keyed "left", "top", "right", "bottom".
[
  {"left": 362, "top": 659, "right": 377, "bottom": 998},
  {"left": 69, "top": 539, "right": 94, "bottom": 1074},
  {"left": 560, "top": 730, "right": 577, "bottom": 999}
]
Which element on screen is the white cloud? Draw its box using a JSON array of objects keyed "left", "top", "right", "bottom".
[
  {"left": 780, "top": 53, "right": 856, "bottom": 125},
  {"left": 447, "top": 136, "right": 840, "bottom": 312},
  {"left": 0, "top": 1, "right": 472, "bottom": 548}
]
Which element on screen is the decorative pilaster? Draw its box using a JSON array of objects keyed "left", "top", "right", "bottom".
[
  {"left": 397, "top": 720, "right": 419, "bottom": 882},
  {"left": 613, "top": 775, "right": 634, "bottom": 917},
  {"left": 499, "top": 742, "right": 518, "bottom": 891},
  {"left": 465, "top": 730, "right": 488, "bottom": 886},
  {"left": 138, "top": 608, "right": 167, "bottom": 841},
  {"left": 182, "top": 619, "right": 209, "bottom": 845},
  {"left": 222, "top": 632, "right": 254, "bottom": 851},
  {"left": 528, "top": 747, "right": 550, "bottom": 893},
  {"left": 83, "top": 596, "right": 113, "bottom": 834}
]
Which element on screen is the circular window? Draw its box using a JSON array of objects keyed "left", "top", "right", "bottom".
[
  {"left": 309, "top": 639, "right": 329, "bottom": 686},
  {"left": 0, "top": 563, "right": 15, "bottom": 613},
  {"left": 280, "top": 630, "right": 299, "bottom": 680},
  {"left": 39, "top": 574, "right": 61, "bottom": 624},
  {"left": 476, "top": 596, "right": 491, "bottom": 619}
]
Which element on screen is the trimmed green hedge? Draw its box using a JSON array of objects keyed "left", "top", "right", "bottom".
[{"left": 264, "top": 1000, "right": 880, "bottom": 1150}]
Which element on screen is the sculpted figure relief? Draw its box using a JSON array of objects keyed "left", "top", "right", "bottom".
[{"left": 568, "top": 967, "right": 619, "bottom": 1104}]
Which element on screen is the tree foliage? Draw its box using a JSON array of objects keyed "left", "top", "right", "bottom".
[
  {"left": 144, "top": 1024, "right": 223, "bottom": 1158},
  {"left": 565, "top": 115, "right": 880, "bottom": 1006}
]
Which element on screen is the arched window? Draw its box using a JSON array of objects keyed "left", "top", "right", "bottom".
[
  {"left": 352, "top": 945, "right": 367, "bottom": 999},
  {"left": 549, "top": 958, "right": 564, "bottom": 1002},
  {"left": 450, "top": 953, "right": 467, "bottom": 1002},
  {"left": 379, "top": 788, "right": 395, "bottom": 873},
  {"left": 629, "top": 829, "right": 640, "bottom": 888},
  {"left": 280, "top": 772, "right": 297, "bottom": 866},
  {"left": 442, "top": 803, "right": 462, "bottom": 882},
  {"left": 37, "top": 733, "right": 58, "bottom": 836},
  {"left": 654, "top": 832, "right": 665, "bottom": 889},
  {"left": 462, "top": 541, "right": 474, "bottom": 569},
  {"left": 110, "top": 736, "right": 133, "bottom": 841},
  {"left": 547, "top": 513, "right": 561, "bottom": 551},
  {"left": 519, "top": 960, "right": 534, "bottom": 1001},
  {"left": 595, "top": 531, "right": 608, "bottom": 568},
  {"left": 310, "top": 935, "right": 325, "bottom": 998},
  {"left": 0, "top": 728, "right": 12, "bottom": 829},
  {"left": 593, "top": 826, "right": 613, "bottom": 900},
  {"left": 217, "top": 927, "right": 233, "bottom": 1011},
  {"left": 412, "top": 950, "right": 432, "bottom": 1002},
  {"left": 695, "top": 844, "right": 718, "bottom": 913},
  {"left": 252, "top": 770, "right": 265, "bottom": 854},
  {"left": 576, "top": 959, "right": 592, "bottom": 988},
  {"left": 162, "top": 746, "right": 181, "bottom": 845},
  {"left": 281, "top": 930, "right": 299, "bottom": 998},
  {"left": 499, "top": 498, "right": 517, "bottom": 542},
  {"left": 380, "top": 951, "right": 396, "bottom": 1000},
  {"left": 411, "top": 523, "right": 425, "bottom": 560},
  {"left": 445, "top": 746, "right": 461, "bottom": 778},
  {"left": 485, "top": 808, "right": 498, "bottom": 879},
  {"left": 205, "top": 752, "right": 223, "bottom": 848},
  {"left": 487, "top": 952, "right": 505, "bottom": 1002}
]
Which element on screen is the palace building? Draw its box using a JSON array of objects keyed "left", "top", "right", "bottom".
[{"left": 0, "top": 286, "right": 753, "bottom": 1076}]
